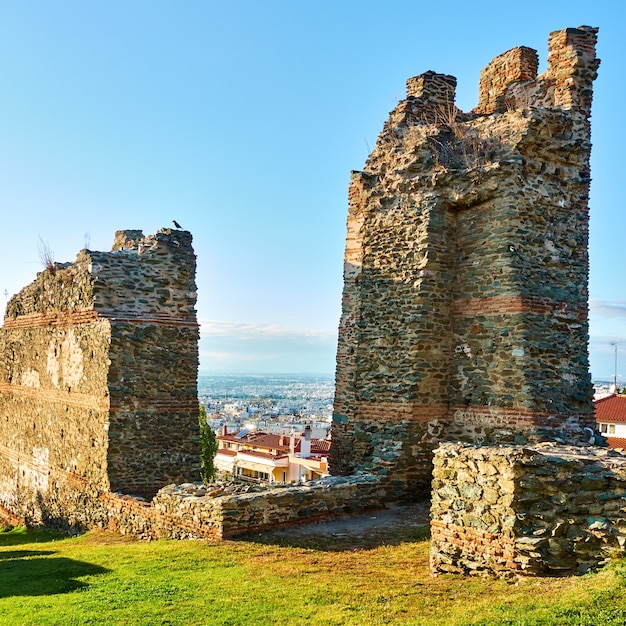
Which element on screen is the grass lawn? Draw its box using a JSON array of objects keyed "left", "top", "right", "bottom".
[{"left": 1, "top": 524, "right": 626, "bottom": 625}]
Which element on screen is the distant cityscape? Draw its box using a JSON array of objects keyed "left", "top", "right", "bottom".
[
  {"left": 198, "top": 373, "right": 334, "bottom": 438},
  {"left": 199, "top": 374, "right": 622, "bottom": 438},
  {"left": 594, "top": 380, "right": 625, "bottom": 398}
]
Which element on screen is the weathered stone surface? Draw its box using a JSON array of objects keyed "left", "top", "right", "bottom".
[
  {"left": 431, "top": 443, "right": 626, "bottom": 577},
  {"left": 151, "top": 475, "right": 387, "bottom": 539},
  {"left": 0, "top": 228, "right": 200, "bottom": 530},
  {"left": 332, "top": 26, "right": 599, "bottom": 500}
]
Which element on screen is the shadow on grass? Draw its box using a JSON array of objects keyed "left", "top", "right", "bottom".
[
  {"left": 0, "top": 527, "right": 67, "bottom": 547},
  {"left": 0, "top": 549, "right": 56, "bottom": 561},
  {"left": 0, "top": 553, "right": 110, "bottom": 597},
  {"left": 0, "top": 529, "right": 110, "bottom": 597}
]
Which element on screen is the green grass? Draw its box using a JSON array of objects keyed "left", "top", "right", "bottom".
[{"left": 1, "top": 525, "right": 626, "bottom": 625}]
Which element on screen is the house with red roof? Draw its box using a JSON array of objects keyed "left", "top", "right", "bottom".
[
  {"left": 214, "top": 425, "right": 330, "bottom": 484},
  {"left": 594, "top": 394, "right": 626, "bottom": 448}
]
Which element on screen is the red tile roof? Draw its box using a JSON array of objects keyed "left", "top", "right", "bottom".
[
  {"left": 217, "top": 430, "right": 330, "bottom": 455},
  {"left": 217, "top": 432, "right": 290, "bottom": 452},
  {"left": 246, "top": 433, "right": 290, "bottom": 450},
  {"left": 237, "top": 449, "right": 285, "bottom": 461},
  {"left": 312, "top": 439, "right": 331, "bottom": 453},
  {"left": 606, "top": 437, "right": 626, "bottom": 449},
  {"left": 595, "top": 394, "right": 626, "bottom": 423},
  {"left": 215, "top": 448, "right": 237, "bottom": 457}
]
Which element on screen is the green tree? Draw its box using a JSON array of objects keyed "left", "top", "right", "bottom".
[{"left": 198, "top": 403, "right": 218, "bottom": 483}]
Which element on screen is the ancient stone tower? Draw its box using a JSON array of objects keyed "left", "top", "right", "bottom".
[
  {"left": 331, "top": 27, "right": 600, "bottom": 497},
  {"left": 0, "top": 228, "right": 199, "bottom": 527}
]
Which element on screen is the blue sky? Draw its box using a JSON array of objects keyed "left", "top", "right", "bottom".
[{"left": 0, "top": 1, "right": 624, "bottom": 379}]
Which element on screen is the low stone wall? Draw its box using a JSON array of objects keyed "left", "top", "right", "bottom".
[
  {"left": 153, "top": 475, "right": 387, "bottom": 538},
  {"left": 430, "top": 443, "right": 626, "bottom": 576},
  {"left": 0, "top": 473, "right": 387, "bottom": 540},
  {"left": 101, "top": 492, "right": 219, "bottom": 540}
]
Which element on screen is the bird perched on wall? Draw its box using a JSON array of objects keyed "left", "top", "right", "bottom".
[{"left": 173, "top": 220, "right": 183, "bottom": 229}]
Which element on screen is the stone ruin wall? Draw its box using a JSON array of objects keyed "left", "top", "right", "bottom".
[
  {"left": 0, "top": 228, "right": 391, "bottom": 538},
  {"left": 150, "top": 474, "right": 386, "bottom": 540},
  {"left": 431, "top": 443, "right": 626, "bottom": 576},
  {"left": 0, "top": 228, "right": 200, "bottom": 529},
  {"left": 331, "top": 26, "right": 600, "bottom": 499},
  {"left": 0, "top": 28, "right": 617, "bottom": 574}
]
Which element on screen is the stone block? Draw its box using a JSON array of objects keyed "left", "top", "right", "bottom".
[{"left": 431, "top": 443, "right": 626, "bottom": 577}]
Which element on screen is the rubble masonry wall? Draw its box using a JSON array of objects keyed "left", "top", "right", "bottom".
[
  {"left": 331, "top": 26, "right": 600, "bottom": 499},
  {"left": 431, "top": 443, "right": 626, "bottom": 576},
  {"left": 0, "top": 228, "right": 200, "bottom": 530}
]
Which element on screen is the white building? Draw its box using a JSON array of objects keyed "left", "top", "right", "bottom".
[
  {"left": 595, "top": 394, "right": 626, "bottom": 447},
  {"left": 214, "top": 426, "right": 330, "bottom": 484}
]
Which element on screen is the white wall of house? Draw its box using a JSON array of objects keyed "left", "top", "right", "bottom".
[{"left": 598, "top": 421, "right": 626, "bottom": 437}]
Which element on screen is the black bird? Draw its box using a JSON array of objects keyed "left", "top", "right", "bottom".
[{"left": 173, "top": 220, "right": 183, "bottom": 229}]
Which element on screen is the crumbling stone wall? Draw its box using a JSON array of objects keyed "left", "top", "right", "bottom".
[
  {"left": 431, "top": 443, "right": 626, "bottom": 576},
  {"left": 152, "top": 474, "right": 386, "bottom": 539},
  {"left": 0, "top": 228, "right": 199, "bottom": 529},
  {"left": 331, "top": 27, "right": 599, "bottom": 497}
]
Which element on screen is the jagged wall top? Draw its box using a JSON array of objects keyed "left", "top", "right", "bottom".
[
  {"left": 4, "top": 227, "right": 197, "bottom": 323},
  {"left": 406, "top": 71, "right": 457, "bottom": 106},
  {"left": 400, "top": 26, "right": 598, "bottom": 117},
  {"left": 475, "top": 46, "right": 538, "bottom": 114}
]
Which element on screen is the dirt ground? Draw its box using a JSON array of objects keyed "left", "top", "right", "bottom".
[{"left": 240, "top": 501, "right": 432, "bottom": 550}]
